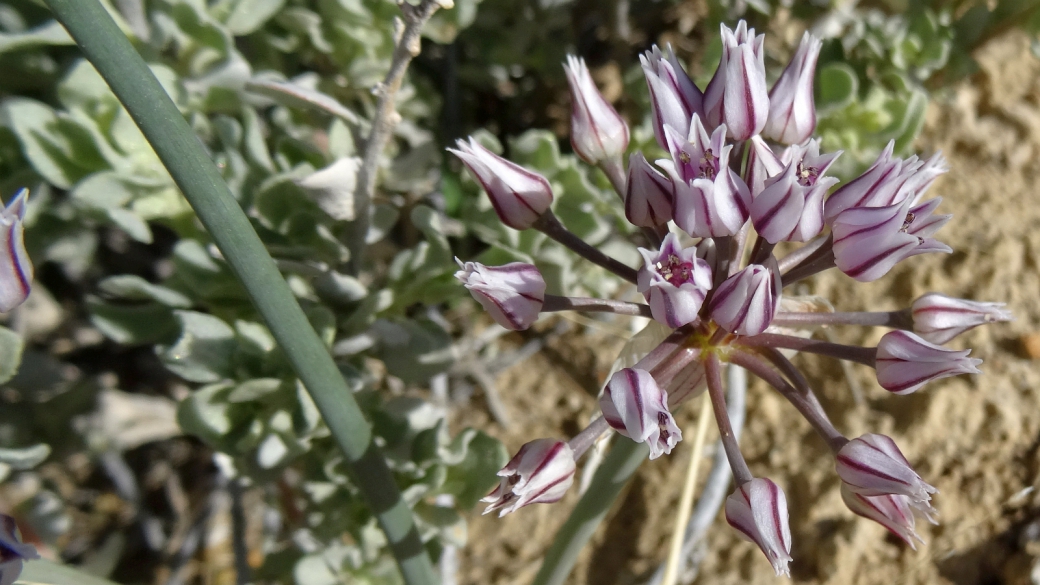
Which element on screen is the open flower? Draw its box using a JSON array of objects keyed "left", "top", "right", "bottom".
[
  {"left": 750, "top": 140, "right": 840, "bottom": 243},
  {"left": 563, "top": 55, "right": 630, "bottom": 165},
  {"left": 637, "top": 234, "right": 713, "bottom": 328},
  {"left": 600, "top": 368, "right": 682, "bottom": 459},
  {"left": 703, "top": 20, "right": 769, "bottom": 140},
  {"left": 763, "top": 32, "right": 822, "bottom": 145},
  {"left": 832, "top": 196, "right": 952, "bottom": 282},
  {"left": 725, "top": 478, "right": 792, "bottom": 576},
  {"left": 659, "top": 116, "right": 752, "bottom": 238},
  {"left": 0, "top": 189, "right": 32, "bottom": 313},
  {"left": 911, "top": 293, "right": 1013, "bottom": 344},
  {"left": 710, "top": 257, "right": 781, "bottom": 336},
  {"left": 455, "top": 260, "right": 545, "bottom": 331},
  {"left": 875, "top": 331, "right": 982, "bottom": 394},
  {"left": 824, "top": 142, "right": 948, "bottom": 224},
  {"left": 482, "top": 439, "right": 576, "bottom": 517},
  {"left": 640, "top": 45, "right": 703, "bottom": 149},
  {"left": 449, "top": 138, "right": 553, "bottom": 230},
  {"left": 836, "top": 434, "right": 937, "bottom": 508},
  {"left": 0, "top": 514, "right": 38, "bottom": 585}
]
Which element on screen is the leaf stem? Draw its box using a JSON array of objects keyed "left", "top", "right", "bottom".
[
  {"left": 42, "top": 2, "right": 438, "bottom": 583},
  {"left": 534, "top": 211, "right": 639, "bottom": 283},
  {"left": 542, "top": 294, "right": 652, "bottom": 317}
]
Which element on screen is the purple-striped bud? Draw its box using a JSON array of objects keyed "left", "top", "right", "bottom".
[
  {"left": 911, "top": 293, "right": 1013, "bottom": 344},
  {"left": 660, "top": 117, "right": 751, "bottom": 238},
  {"left": 0, "top": 189, "right": 32, "bottom": 313},
  {"left": 703, "top": 20, "right": 769, "bottom": 141},
  {"left": 836, "top": 434, "right": 937, "bottom": 509},
  {"left": 563, "top": 55, "right": 630, "bottom": 165},
  {"left": 625, "top": 152, "right": 674, "bottom": 227},
  {"left": 636, "top": 233, "right": 713, "bottom": 328},
  {"left": 875, "top": 330, "right": 982, "bottom": 394},
  {"left": 763, "top": 32, "right": 822, "bottom": 145},
  {"left": 832, "top": 196, "right": 952, "bottom": 282},
  {"left": 455, "top": 260, "right": 545, "bottom": 331},
  {"left": 725, "top": 478, "right": 793, "bottom": 577},
  {"left": 0, "top": 514, "right": 38, "bottom": 585},
  {"left": 750, "top": 140, "right": 840, "bottom": 243},
  {"left": 640, "top": 45, "right": 704, "bottom": 150},
  {"left": 482, "top": 438, "right": 576, "bottom": 517},
  {"left": 449, "top": 138, "right": 553, "bottom": 230},
  {"left": 710, "top": 256, "right": 781, "bottom": 336},
  {"left": 824, "top": 141, "right": 948, "bottom": 224},
  {"left": 745, "top": 135, "right": 784, "bottom": 198},
  {"left": 600, "top": 368, "right": 682, "bottom": 459},
  {"left": 840, "top": 485, "right": 932, "bottom": 549}
]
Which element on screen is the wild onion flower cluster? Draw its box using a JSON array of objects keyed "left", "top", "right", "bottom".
[{"left": 451, "top": 21, "right": 1011, "bottom": 575}]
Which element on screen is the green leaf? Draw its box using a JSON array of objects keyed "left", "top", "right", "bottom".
[
  {"left": 0, "top": 20, "right": 74, "bottom": 54},
  {"left": 816, "top": 63, "right": 859, "bottom": 112},
  {"left": 227, "top": 378, "right": 284, "bottom": 403},
  {"left": 441, "top": 429, "right": 507, "bottom": 509},
  {"left": 97, "top": 275, "right": 192, "bottom": 308},
  {"left": 87, "top": 297, "right": 179, "bottom": 345},
  {"left": 160, "top": 311, "right": 237, "bottom": 383},
  {"left": 176, "top": 382, "right": 235, "bottom": 444},
  {"left": 0, "top": 98, "right": 100, "bottom": 189},
  {"left": 226, "top": 0, "right": 287, "bottom": 35},
  {"left": 105, "top": 207, "right": 153, "bottom": 243},
  {"left": 70, "top": 171, "right": 134, "bottom": 209},
  {"left": 19, "top": 559, "right": 123, "bottom": 585},
  {"left": 372, "top": 320, "right": 453, "bottom": 384},
  {"left": 0, "top": 326, "right": 25, "bottom": 385}
]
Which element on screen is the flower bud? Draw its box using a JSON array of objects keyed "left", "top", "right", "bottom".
[
  {"left": 824, "top": 141, "right": 948, "bottom": 224},
  {"left": 763, "top": 32, "right": 822, "bottom": 145},
  {"left": 875, "top": 330, "right": 982, "bottom": 394},
  {"left": 911, "top": 293, "right": 1013, "bottom": 344},
  {"left": 625, "top": 152, "right": 674, "bottom": 227},
  {"left": 0, "top": 189, "right": 33, "bottom": 313},
  {"left": 703, "top": 20, "right": 769, "bottom": 141},
  {"left": 600, "top": 368, "right": 682, "bottom": 459},
  {"left": 640, "top": 45, "right": 703, "bottom": 150},
  {"left": 710, "top": 256, "right": 781, "bottom": 336},
  {"left": 750, "top": 140, "right": 840, "bottom": 243},
  {"left": 455, "top": 259, "right": 545, "bottom": 331},
  {"left": 659, "top": 117, "right": 751, "bottom": 238},
  {"left": 836, "top": 434, "right": 937, "bottom": 507},
  {"left": 449, "top": 138, "right": 553, "bottom": 230},
  {"left": 832, "top": 196, "right": 951, "bottom": 282},
  {"left": 563, "top": 55, "right": 630, "bottom": 165},
  {"left": 725, "top": 478, "right": 792, "bottom": 576},
  {"left": 840, "top": 485, "right": 932, "bottom": 549},
  {"left": 636, "top": 233, "right": 713, "bottom": 328},
  {"left": 0, "top": 513, "right": 39, "bottom": 585},
  {"left": 482, "top": 438, "right": 576, "bottom": 517}
]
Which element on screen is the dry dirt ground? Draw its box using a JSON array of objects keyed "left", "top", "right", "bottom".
[{"left": 456, "top": 31, "right": 1040, "bottom": 585}]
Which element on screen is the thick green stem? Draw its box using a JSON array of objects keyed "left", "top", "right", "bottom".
[
  {"left": 532, "top": 438, "right": 649, "bottom": 585},
  {"left": 42, "top": 2, "right": 437, "bottom": 583}
]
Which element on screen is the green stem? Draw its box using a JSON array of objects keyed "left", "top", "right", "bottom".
[
  {"left": 532, "top": 438, "right": 648, "bottom": 585},
  {"left": 42, "top": 2, "right": 437, "bottom": 584}
]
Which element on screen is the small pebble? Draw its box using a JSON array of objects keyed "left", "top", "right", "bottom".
[{"left": 1021, "top": 333, "right": 1040, "bottom": 359}]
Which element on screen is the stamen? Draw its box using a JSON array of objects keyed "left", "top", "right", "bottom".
[
  {"left": 797, "top": 163, "right": 819, "bottom": 187},
  {"left": 900, "top": 211, "right": 916, "bottom": 232}
]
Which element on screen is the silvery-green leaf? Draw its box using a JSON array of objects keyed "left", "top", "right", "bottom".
[
  {"left": 225, "top": 0, "right": 286, "bottom": 35},
  {"left": 98, "top": 275, "right": 192, "bottom": 308},
  {"left": 245, "top": 79, "right": 359, "bottom": 124},
  {"left": 70, "top": 172, "right": 134, "bottom": 209},
  {"left": 227, "top": 378, "right": 284, "bottom": 403},
  {"left": 0, "top": 20, "right": 73, "bottom": 54},
  {"left": 87, "top": 297, "right": 178, "bottom": 345},
  {"left": 160, "top": 311, "right": 236, "bottom": 383},
  {"left": 176, "top": 382, "right": 235, "bottom": 444},
  {"left": 441, "top": 429, "right": 507, "bottom": 509},
  {"left": 105, "top": 208, "right": 153, "bottom": 243},
  {"left": 295, "top": 157, "right": 360, "bottom": 221},
  {"left": 0, "top": 325, "right": 24, "bottom": 384},
  {"left": 0, "top": 98, "right": 92, "bottom": 189},
  {"left": 0, "top": 443, "right": 49, "bottom": 469}
]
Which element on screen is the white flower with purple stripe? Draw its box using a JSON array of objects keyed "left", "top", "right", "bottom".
[
  {"left": 481, "top": 438, "right": 576, "bottom": 517},
  {"left": 911, "top": 293, "right": 1013, "bottom": 344},
  {"left": 725, "top": 478, "right": 792, "bottom": 577},
  {"left": 750, "top": 140, "right": 840, "bottom": 243},
  {"left": 0, "top": 189, "right": 32, "bottom": 313},
  {"left": 836, "top": 434, "right": 937, "bottom": 509},
  {"left": 636, "top": 233, "right": 713, "bottom": 328},
  {"left": 455, "top": 260, "right": 546, "bottom": 331},
  {"left": 875, "top": 330, "right": 982, "bottom": 394},
  {"left": 600, "top": 368, "right": 682, "bottom": 459}
]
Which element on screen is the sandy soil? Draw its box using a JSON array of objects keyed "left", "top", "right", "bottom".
[{"left": 457, "top": 30, "right": 1040, "bottom": 585}]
